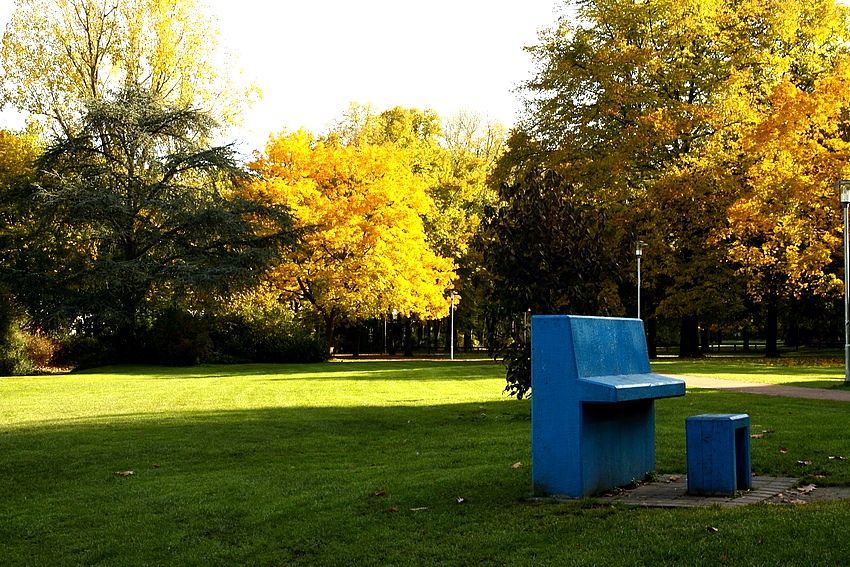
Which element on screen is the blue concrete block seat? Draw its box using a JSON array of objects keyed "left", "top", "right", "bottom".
[
  {"left": 686, "top": 414, "right": 752, "bottom": 496},
  {"left": 532, "top": 315, "right": 686, "bottom": 498},
  {"left": 578, "top": 373, "right": 686, "bottom": 403}
]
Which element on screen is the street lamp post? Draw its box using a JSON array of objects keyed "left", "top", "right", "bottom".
[
  {"left": 636, "top": 241, "right": 646, "bottom": 320},
  {"left": 450, "top": 292, "right": 456, "bottom": 360},
  {"left": 839, "top": 181, "right": 850, "bottom": 385}
]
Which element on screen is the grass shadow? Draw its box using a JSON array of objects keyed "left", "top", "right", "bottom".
[
  {"left": 82, "top": 360, "right": 505, "bottom": 382},
  {"left": 4, "top": 389, "right": 850, "bottom": 565}
]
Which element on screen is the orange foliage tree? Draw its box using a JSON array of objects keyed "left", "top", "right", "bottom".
[
  {"left": 718, "top": 66, "right": 850, "bottom": 355},
  {"left": 247, "top": 130, "right": 458, "bottom": 347}
]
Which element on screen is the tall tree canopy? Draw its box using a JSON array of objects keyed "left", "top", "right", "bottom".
[
  {"left": 718, "top": 68, "right": 850, "bottom": 355},
  {"left": 0, "top": 88, "right": 297, "bottom": 358},
  {"left": 248, "top": 129, "right": 457, "bottom": 346},
  {"left": 0, "top": 129, "right": 41, "bottom": 374},
  {"left": 500, "top": 0, "right": 850, "bottom": 366},
  {"left": 326, "top": 104, "right": 505, "bottom": 353},
  {"left": 478, "top": 168, "right": 623, "bottom": 398},
  {"left": 1, "top": 0, "right": 254, "bottom": 134}
]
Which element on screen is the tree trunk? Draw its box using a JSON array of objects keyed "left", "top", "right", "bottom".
[
  {"left": 647, "top": 316, "right": 658, "bottom": 359},
  {"left": 113, "top": 292, "right": 143, "bottom": 363},
  {"left": 765, "top": 291, "right": 780, "bottom": 358},
  {"left": 742, "top": 329, "right": 751, "bottom": 352},
  {"left": 115, "top": 321, "right": 137, "bottom": 363},
  {"left": 486, "top": 312, "right": 497, "bottom": 356},
  {"left": 679, "top": 314, "right": 702, "bottom": 358},
  {"left": 388, "top": 314, "right": 397, "bottom": 355},
  {"left": 323, "top": 312, "right": 336, "bottom": 355},
  {"left": 700, "top": 328, "right": 710, "bottom": 354},
  {"left": 404, "top": 317, "right": 414, "bottom": 357},
  {"left": 353, "top": 323, "right": 362, "bottom": 357}
]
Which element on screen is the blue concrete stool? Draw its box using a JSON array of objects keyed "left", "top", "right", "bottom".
[{"left": 686, "top": 414, "right": 752, "bottom": 496}]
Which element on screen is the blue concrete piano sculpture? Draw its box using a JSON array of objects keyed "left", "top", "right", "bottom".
[{"left": 531, "top": 315, "right": 686, "bottom": 498}]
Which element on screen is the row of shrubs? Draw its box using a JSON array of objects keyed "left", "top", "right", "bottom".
[
  {"left": 0, "top": 308, "right": 329, "bottom": 375},
  {"left": 142, "top": 308, "right": 329, "bottom": 366}
]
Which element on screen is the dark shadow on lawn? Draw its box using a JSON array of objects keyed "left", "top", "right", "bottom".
[
  {"left": 0, "top": 400, "right": 535, "bottom": 540},
  {"left": 82, "top": 360, "right": 505, "bottom": 381},
  {"left": 4, "top": 392, "right": 850, "bottom": 567}
]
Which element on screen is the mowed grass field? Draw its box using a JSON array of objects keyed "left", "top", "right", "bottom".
[
  {"left": 652, "top": 356, "right": 848, "bottom": 389},
  {"left": 2, "top": 359, "right": 850, "bottom": 565}
]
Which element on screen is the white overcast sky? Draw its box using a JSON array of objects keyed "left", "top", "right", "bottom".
[{"left": 0, "top": 0, "right": 563, "bottom": 153}]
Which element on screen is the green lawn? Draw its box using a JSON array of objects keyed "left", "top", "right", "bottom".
[
  {"left": 652, "top": 356, "right": 848, "bottom": 389},
  {"left": 2, "top": 360, "right": 850, "bottom": 565}
]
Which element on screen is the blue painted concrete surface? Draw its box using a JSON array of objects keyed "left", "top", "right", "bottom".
[
  {"left": 531, "top": 315, "right": 686, "bottom": 498},
  {"left": 686, "top": 413, "right": 752, "bottom": 496}
]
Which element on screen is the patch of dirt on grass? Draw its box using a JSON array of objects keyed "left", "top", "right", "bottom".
[{"left": 765, "top": 485, "right": 850, "bottom": 504}]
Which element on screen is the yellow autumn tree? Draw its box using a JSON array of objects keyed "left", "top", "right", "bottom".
[
  {"left": 327, "top": 103, "right": 503, "bottom": 354},
  {"left": 1, "top": 0, "right": 254, "bottom": 134},
  {"left": 247, "top": 130, "right": 457, "bottom": 346},
  {"left": 719, "top": 64, "right": 850, "bottom": 356}
]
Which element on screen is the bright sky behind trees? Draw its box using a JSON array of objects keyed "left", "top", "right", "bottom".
[{"left": 0, "top": 0, "right": 561, "bottom": 152}]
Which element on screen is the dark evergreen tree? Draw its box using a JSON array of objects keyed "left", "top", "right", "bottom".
[
  {"left": 477, "top": 168, "right": 623, "bottom": 398},
  {"left": 1, "top": 87, "right": 298, "bottom": 361}
]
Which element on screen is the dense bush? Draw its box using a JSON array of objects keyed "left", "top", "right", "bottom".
[
  {"left": 51, "top": 335, "right": 114, "bottom": 370},
  {"left": 144, "top": 308, "right": 214, "bottom": 365},
  {"left": 25, "top": 332, "right": 58, "bottom": 368},
  {"left": 207, "top": 314, "right": 328, "bottom": 364},
  {"left": 31, "top": 307, "right": 329, "bottom": 370},
  {"left": 0, "top": 299, "right": 34, "bottom": 376},
  {"left": 140, "top": 309, "right": 328, "bottom": 366},
  {"left": 0, "top": 326, "right": 34, "bottom": 376}
]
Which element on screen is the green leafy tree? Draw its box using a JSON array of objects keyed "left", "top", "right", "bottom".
[
  {"left": 0, "top": 129, "right": 41, "bottom": 374},
  {"left": 1, "top": 87, "right": 297, "bottom": 360},
  {"left": 477, "top": 168, "right": 623, "bottom": 399},
  {"left": 507, "top": 0, "right": 850, "bottom": 359}
]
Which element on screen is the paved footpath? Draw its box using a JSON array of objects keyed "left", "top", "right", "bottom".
[
  {"left": 665, "top": 375, "right": 850, "bottom": 402},
  {"left": 589, "top": 375, "right": 850, "bottom": 507}
]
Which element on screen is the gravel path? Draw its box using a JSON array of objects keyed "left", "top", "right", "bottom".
[{"left": 665, "top": 375, "right": 850, "bottom": 402}]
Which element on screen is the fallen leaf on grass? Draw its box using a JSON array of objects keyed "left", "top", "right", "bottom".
[
  {"left": 751, "top": 434, "right": 764, "bottom": 439},
  {"left": 511, "top": 462, "right": 523, "bottom": 469},
  {"left": 763, "top": 430, "right": 776, "bottom": 434},
  {"left": 797, "top": 460, "right": 813, "bottom": 466},
  {"left": 797, "top": 484, "right": 817, "bottom": 494},
  {"left": 780, "top": 448, "right": 788, "bottom": 454},
  {"left": 370, "top": 490, "right": 388, "bottom": 497},
  {"left": 113, "top": 471, "right": 134, "bottom": 476},
  {"left": 669, "top": 475, "right": 682, "bottom": 483},
  {"left": 410, "top": 507, "right": 428, "bottom": 512},
  {"left": 829, "top": 456, "right": 846, "bottom": 460},
  {"left": 382, "top": 506, "right": 399, "bottom": 513},
  {"left": 705, "top": 526, "right": 719, "bottom": 533},
  {"left": 456, "top": 497, "right": 467, "bottom": 504},
  {"left": 814, "top": 474, "right": 827, "bottom": 479}
]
